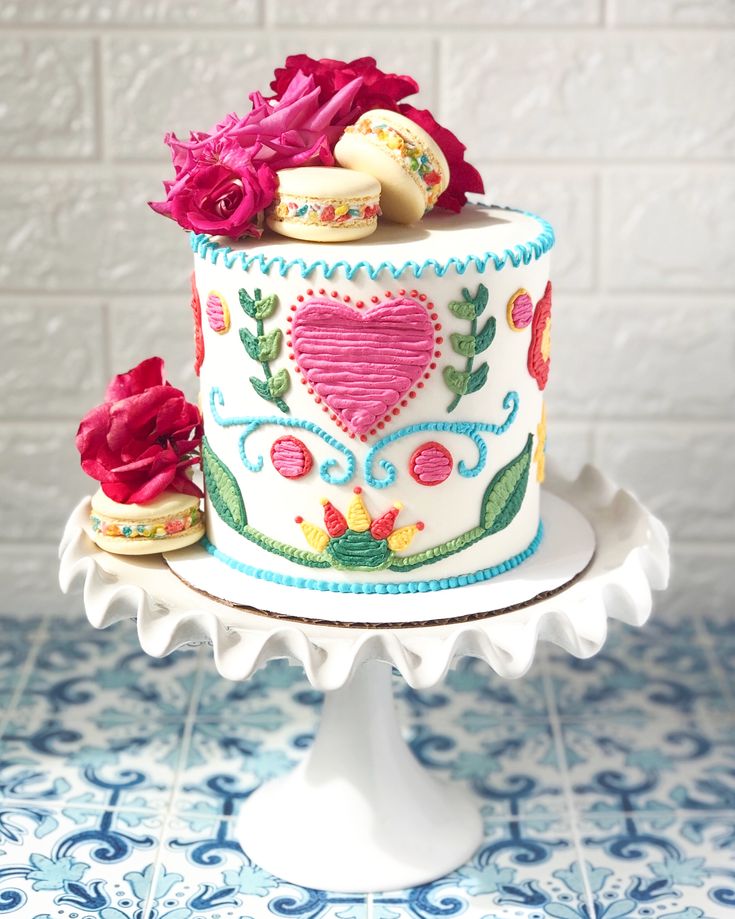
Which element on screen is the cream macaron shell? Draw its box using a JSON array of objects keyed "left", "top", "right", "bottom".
[
  {"left": 89, "top": 488, "right": 204, "bottom": 556},
  {"left": 266, "top": 166, "right": 381, "bottom": 243},
  {"left": 335, "top": 109, "right": 450, "bottom": 225}
]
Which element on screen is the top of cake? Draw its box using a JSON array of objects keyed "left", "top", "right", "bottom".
[
  {"left": 149, "top": 54, "right": 485, "bottom": 244},
  {"left": 191, "top": 201, "right": 554, "bottom": 281}
]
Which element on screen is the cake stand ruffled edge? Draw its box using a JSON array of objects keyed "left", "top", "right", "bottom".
[{"left": 59, "top": 463, "right": 670, "bottom": 691}]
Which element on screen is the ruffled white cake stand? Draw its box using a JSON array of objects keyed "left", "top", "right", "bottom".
[{"left": 58, "top": 465, "right": 669, "bottom": 893}]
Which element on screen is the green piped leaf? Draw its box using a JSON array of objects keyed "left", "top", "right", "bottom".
[
  {"left": 239, "top": 327, "right": 260, "bottom": 361},
  {"left": 250, "top": 376, "right": 272, "bottom": 403},
  {"left": 239, "top": 288, "right": 277, "bottom": 320},
  {"left": 448, "top": 299, "right": 477, "bottom": 320},
  {"left": 202, "top": 437, "right": 247, "bottom": 533},
  {"left": 450, "top": 332, "right": 476, "bottom": 358},
  {"left": 253, "top": 294, "right": 277, "bottom": 320},
  {"left": 466, "top": 362, "right": 489, "bottom": 394},
  {"left": 238, "top": 287, "right": 258, "bottom": 318},
  {"left": 467, "top": 283, "right": 489, "bottom": 316},
  {"left": 481, "top": 434, "right": 533, "bottom": 534},
  {"left": 267, "top": 368, "right": 290, "bottom": 398},
  {"left": 258, "top": 329, "right": 282, "bottom": 362},
  {"left": 443, "top": 366, "right": 469, "bottom": 396},
  {"left": 474, "top": 316, "right": 496, "bottom": 354}
]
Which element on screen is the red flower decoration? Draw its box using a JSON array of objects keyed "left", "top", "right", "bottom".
[
  {"left": 398, "top": 105, "right": 484, "bottom": 212},
  {"left": 190, "top": 272, "right": 204, "bottom": 376},
  {"left": 270, "top": 55, "right": 418, "bottom": 118},
  {"left": 76, "top": 357, "right": 203, "bottom": 505},
  {"left": 528, "top": 281, "right": 552, "bottom": 390}
]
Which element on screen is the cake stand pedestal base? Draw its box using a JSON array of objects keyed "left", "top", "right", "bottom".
[
  {"left": 59, "top": 466, "right": 670, "bottom": 894},
  {"left": 238, "top": 658, "right": 481, "bottom": 892}
]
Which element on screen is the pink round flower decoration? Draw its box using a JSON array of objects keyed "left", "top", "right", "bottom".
[
  {"left": 76, "top": 357, "right": 203, "bottom": 505},
  {"left": 271, "top": 436, "right": 314, "bottom": 479},
  {"left": 409, "top": 442, "right": 453, "bottom": 486},
  {"left": 206, "top": 292, "right": 230, "bottom": 334},
  {"left": 507, "top": 289, "right": 534, "bottom": 331}
]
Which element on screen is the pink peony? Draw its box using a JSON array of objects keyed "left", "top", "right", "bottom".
[
  {"left": 270, "top": 55, "right": 418, "bottom": 118},
  {"left": 235, "top": 70, "right": 363, "bottom": 167},
  {"left": 150, "top": 137, "right": 276, "bottom": 238},
  {"left": 399, "top": 105, "right": 484, "bottom": 212},
  {"left": 76, "top": 357, "right": 203, "bottom": 505}
]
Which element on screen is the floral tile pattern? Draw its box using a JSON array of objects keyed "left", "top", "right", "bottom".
[{"left": 0, "top": 610, "right": 734, "bottom": 917}]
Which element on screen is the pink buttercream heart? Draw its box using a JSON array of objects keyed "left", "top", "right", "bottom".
[{"left": 290, "top": 297, "right": 435, "bottom": 435}]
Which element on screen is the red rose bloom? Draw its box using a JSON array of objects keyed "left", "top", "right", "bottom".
[
  {"left": 76, "top": 357, "right": 203, "bottom": 505},
  {"left": 270, "top": 55, "right": 418, "bottom": 119},
  {"left": 398, "top": 105, "right": 484, "bottom": 212}
]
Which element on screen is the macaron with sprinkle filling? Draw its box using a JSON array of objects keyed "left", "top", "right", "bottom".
[
  {"left": 335, "top": 109, "right": 450, "bottom": 225},
  {"left": 266, "top": 166, "right": 381, "bottom": 242},
  {"left": 89, "top": 488, "right": 204, "bottom": 556}
]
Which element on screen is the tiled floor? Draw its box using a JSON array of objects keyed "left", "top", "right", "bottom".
[{"left": 0, "top": 608, "right": 734, "bottom": 918}]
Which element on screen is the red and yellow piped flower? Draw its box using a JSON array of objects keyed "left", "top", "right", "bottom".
[
  {"left": 528, "top": 281, "right": 552, "bottom": 390},
  {"left": 295, "top": 487, "right": 424, "bottom": 570}
]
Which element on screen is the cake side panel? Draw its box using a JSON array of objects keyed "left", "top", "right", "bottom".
[{"left": 193, "top": 233, "right": 550, "bottom": 588}]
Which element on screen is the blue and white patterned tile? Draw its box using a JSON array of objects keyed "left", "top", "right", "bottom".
[
  {"left": 0, "top": 625, "right": 197, "bottom": 813},
  {"left": 11, "top": 623, "right": 200, "bottom": 727},
  {"left": 155, "top": 813, "right": 368, "bottom": 919},
  {"left": 579, "top": 811, "right": 735, "bottom": 916},
  {"left": 172, "top": 715, "right": 306, "bottom": 819},
  {"left": 700, "top": 613, "right": 735, "bottom": 702},
  {"left": 194, "top": 658, "right": 319, "bottom": 721},
  {"left": 407, "top": 718, "right": 565, "bottom": 818},
  {"left": 373, "top": 816, "right": 594, "bottom": 919},
  {"left": 562, "top": 714, "right": 735, "bottom": 818},
  {"left": 431, "top": 657, "right": 551, "bottom": 724},
  {"left": 547, "top": 619, "right": 726, "bottom": 721},
  {"left": 0, "top": 709, "right": 186, "bottom": 813},
  {"left": 0, "top": 802, "right": 162, "bottom": 918}
]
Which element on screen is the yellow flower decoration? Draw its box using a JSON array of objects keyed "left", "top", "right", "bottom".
[{"left": 534, "top": 402, "right": 547, "bottom": 483}]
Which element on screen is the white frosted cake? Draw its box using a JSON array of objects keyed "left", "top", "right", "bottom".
[
  {"left": 75, "top": 54, "right": 557, "bottom": 608},
  {"left": 191, "top": 202, "right": 553, "bottom": 594}
]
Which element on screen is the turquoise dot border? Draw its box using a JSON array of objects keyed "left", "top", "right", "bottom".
[
  {"left": 190, "top": 204, "right": 555, "bottom": 281},
  {"left": 201, "top": 521, "right": 544, "bottom": 595}
]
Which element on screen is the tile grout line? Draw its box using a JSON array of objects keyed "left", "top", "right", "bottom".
[
  {"left": 541, "top": 659, "right": 598, "bottom": 918},
  {"left": 139, "top": 646, "right": 209, "bottom": 919}
]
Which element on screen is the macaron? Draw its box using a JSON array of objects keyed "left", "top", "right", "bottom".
[
  {"left": 334, "top": 109, "right": 450, "bottom": 225},
  {"left": 266, "top": 166, "right": 381, "bottom": 242},
  {"left": 89, "top": 488, "right": 204, "bottom": 556}
]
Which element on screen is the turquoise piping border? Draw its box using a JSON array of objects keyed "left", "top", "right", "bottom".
[
  {"left": 189, "top": 204, "right": 555, "bottom": 281},
  {"left": 201, "top": 520, "right": 543, "bottom": 595}
]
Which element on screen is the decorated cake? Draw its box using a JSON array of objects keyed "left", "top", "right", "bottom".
[{"left": 75, "top": 55, "right": 554, "bottom": 599}]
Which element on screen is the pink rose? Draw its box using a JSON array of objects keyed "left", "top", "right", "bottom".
[
  {"left": 150, "top": 71, "right": 365, "bottom": 237},
  {"left": 76, "top": 357, "right": 203, "bottom": 505},
  {"left": 399, "top": 105, "right": 484, "bottom": 212},
  {"left": 150, "top": 138, "right": 276, "bottom": 238},
  {"left": 270, "top": 55, "right": 418, "bottom": 118}
]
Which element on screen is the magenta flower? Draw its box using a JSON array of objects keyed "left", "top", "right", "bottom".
[
  {"left": 150, "top": 137, "right": 277, "bottom": 238},
  {"left": 149, "top": 71, "right": 363, "bottom": 238}
]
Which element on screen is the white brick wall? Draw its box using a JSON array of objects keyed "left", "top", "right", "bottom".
[{"left": 1, "top": 0, "right": 733, "bottom": 616}]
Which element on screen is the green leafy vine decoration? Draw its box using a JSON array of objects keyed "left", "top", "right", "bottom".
[
  {"left": 238, "top": 287, "right": 290, "bottom": 414},
  {"left": 443, "top": 283, "right": 495, "bottom": 413},
  {"left": 202, "top": 433, "right": 533, "bottom": 574}
]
